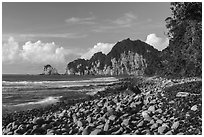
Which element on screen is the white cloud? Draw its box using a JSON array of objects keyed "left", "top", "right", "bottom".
[
  {"left": 81, "top": 42, "right": 115, "bottom": 59},
  {"left": 20, "top": 40, "right": 67, "bottom": 64},
  {"left": 65, "top": 16, "right": 95, "bottom": 25},
  {"left": 2, "top": 37, "right": 20, "bottom": 63},
  {"left": 145, "top": 33, "right": 169, "bottom": 51},
  {"left": 2, "top": 37, "right": 73, "bottom": 64},
  {"left": 93, "top": 12, "right": 137, "bottom": 33},
  {"left": 3, "top": 33, "right": 87, "bottom": 42},
  {"left": 113, "top": 12, "right": 137, "bottom": 26}
]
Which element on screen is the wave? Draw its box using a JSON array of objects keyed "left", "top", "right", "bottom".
[
  {"left": 13, "top": 96, "right": 63, "bottom": 107},
  {"left": 2, "top": 77, "right": 118, "bottom": 85}
]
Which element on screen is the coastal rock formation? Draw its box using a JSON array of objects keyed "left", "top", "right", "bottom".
[
  {"left": 65, "top": 38, "right": 161, "bottom": 76},
  {"left": 43, "top": 64, "right": 59, "bottom": 75}
]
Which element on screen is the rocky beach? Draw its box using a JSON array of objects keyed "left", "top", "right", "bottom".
[{"left": 2, "top": 76, "right": 202, "bottom": 135}]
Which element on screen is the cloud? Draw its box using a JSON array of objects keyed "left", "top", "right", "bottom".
[
  {"left": 145, "top": 33, "right": 169, "bottom": 51},
  {"left": 65, "top": 16, "right": 95, "bottom": 25},
  {"left": 2, "top": 37, "right": 75, "bottom": 64},
  {"left": 92, "top": 12, "right": 137, "bottom": 33},
  {"left": 3, "top": 33, "right": 87, "bottom": 42},
  {"left": 2, "top": 37, "right": 20, "bottom": 63},
  {"left": 81, "top": 42, "right": 115, "bottom": 59},
  {"left": 20, "top": 40, "right": 67, "bottom": 64},
  {"left": 112, "top": 12, "right": 137, "bottom": 26},
  {"left": 20, "top": 33, "right": 87, "bottom": 39}
]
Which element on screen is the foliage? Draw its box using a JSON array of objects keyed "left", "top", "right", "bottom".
[{"left": 161, "top": 2, "right": 202, "bottom": 77}]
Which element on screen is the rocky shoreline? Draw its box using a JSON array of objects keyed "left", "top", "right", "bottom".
[{"left": 2, "top": 76, "right": 202, "bottom": 135}]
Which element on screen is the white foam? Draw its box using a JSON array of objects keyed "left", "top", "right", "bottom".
[
  {"left": 14, "top": 96, "right": 62, "bottom": 106},
  {"left": 3, "top": 77, "right": 118, "bottom": 85}
]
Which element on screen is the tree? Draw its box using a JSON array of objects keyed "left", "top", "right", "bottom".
[{"left": 162, "top": 2, "right": 202, "bottom": 77}]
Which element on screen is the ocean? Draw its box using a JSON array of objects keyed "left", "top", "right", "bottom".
[{"left": 2, "top": 74, "right": 122, "bottom": 114}]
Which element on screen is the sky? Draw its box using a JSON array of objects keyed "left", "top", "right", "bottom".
[{"left": 2, "top": 2, "right": 172, "bottom": 74}]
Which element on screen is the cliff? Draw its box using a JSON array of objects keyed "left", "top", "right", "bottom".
[
  {"left": 43, "top": 64, "right": 59, "bottom": 75},
  {"left": 65, "top": 38, "right": 161, "bottom": 76}
]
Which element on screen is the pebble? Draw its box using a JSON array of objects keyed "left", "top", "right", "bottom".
[
  {"left": 156, "top": 119, "right": 163, "bottom": 124},
  {"left": 156, "top": 108, "right": 162, "bottom": 113},
  {"left": 150, "top": 119, "right": 155, "bottom": 124},
  {"left": 109, "top": 115, "right": 117, "bottom": 121},
  {"left": 191, "top": 105, "right": 198, "bottom": 111},
  {"left": 150, "top": 123, "right": 158, "bottom": 130},
  {"left": 90, "top": 129, "right": 101, "bottom": 135},
  {"left": 158, "top": 126, "right": 167, "bottom": 134},
  {"left": 96, "top": 124, "right": 104, "bottom": 129},
  {"left": 177, "top": 132, "right": 184, "bottom": 135},
  {"left": 2, "top": 77, "right": 202, "bottom": 135},
  {"left": 142, "top": 111, "right": 151, "bottom": 121},
  {"left": 104, "top": 121, "right": 109, "bottom": 131},
  {"left": 165, "top": 130, "right": 173, "bottom": 135},
  {"left": 82, "top": 127, "right": 89, "bottom": 135},
  {"left": 176, "top": 92, "right": 189, "bottom": 97},
  {"left": 121, "top": 118, "right": 130, "bottom": 126},
  {"left": 33, "top": 117, "right": 45, "bottom": 125},
  {"left": 112, "top": 127, "right": 123, "bottom": 135},
  {"left": 171, "top": 121, "right": 179, "bottom": 130},
  {"left": 77, "top": 120, "right": 83, "bottom": 127},
  {"left": 148, "top": 105, "right": 156, "bottom": 113},
  {"left": 137, "top": 120, "right": 144, "bottom": 127}
]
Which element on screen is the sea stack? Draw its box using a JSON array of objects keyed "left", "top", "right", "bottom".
[{"left": 43, "top": 64, "right": 59, "bottom": 75}]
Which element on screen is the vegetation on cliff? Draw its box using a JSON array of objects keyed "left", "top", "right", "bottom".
[{"left": 161, "top": 2, "right": 202, "bottom": 77}]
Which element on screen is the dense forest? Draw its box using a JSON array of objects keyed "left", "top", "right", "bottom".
[{"left": 161, "top": 2, "right": 202, "bottom": 77}]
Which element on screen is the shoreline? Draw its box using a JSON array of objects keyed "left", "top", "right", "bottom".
[{"left": 2, "top": 76, "right": 202, "bottom": 135}]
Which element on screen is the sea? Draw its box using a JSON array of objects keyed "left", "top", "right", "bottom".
[{"left": 2, "top": 74, "right": 123, "bottom": 114}]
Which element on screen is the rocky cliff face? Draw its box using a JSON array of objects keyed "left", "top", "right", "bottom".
[
  {"left": 43, "top": 64, "right": 59, "bottom": 75},
  {"left": 65, "top": 38, "right": 161, "bottom": 76}
]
